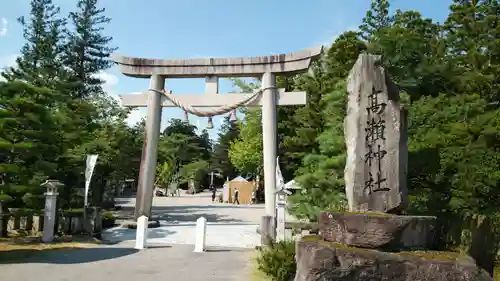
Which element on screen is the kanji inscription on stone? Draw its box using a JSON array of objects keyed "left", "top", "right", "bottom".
[{"left": 344, "top": 54, "right": 408, "bottom": 213}]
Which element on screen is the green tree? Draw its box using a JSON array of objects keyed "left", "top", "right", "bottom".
[
  {"left": 64, "top": 0, "right": 118, "bottom": 100},
  {"left": 228, "top": 79, "right": 263, "bottom": 177},
  {"left": 288, "top": 32, "right": 366, "bottom": 220},
  {"left": 2, "top": 0, "right": 66, "bottom": 88},
  {"left": 180, "top": 160, "right": 210, "bottom": 193},
  {"left": 0, "top": 81, "right": 64, "bottom": 208},
  {"left": 359, "top": 0, "right": 393, "bottom": 41},
  {"left": 211, "top": 115, "right": 240, "bottom": 179},
  {"left": 443, "top": 0, "right": 500, "bottom": 102},
  {"left": 229, "top": 108, "right": 263, "bottom": 176}
]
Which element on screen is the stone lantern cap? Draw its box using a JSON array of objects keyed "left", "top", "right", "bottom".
[
  {"left": 275, "top": 188, "right": 291, "bottom": 205},
  {"left": 40, "top": 179, "right": 64, "bottom": 195}
]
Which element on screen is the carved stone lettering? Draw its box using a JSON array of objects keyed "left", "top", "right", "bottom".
[{"left": 345, "top": 54, "right": 408, "bottom": 213}]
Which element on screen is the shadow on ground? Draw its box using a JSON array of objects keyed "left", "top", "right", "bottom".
[
  {"left": 104, "top": 228, "right": 177, "bottom": 241},
  {"left": 0, "top": 247, "right": 138, "bottom": 265},
  {"left": 112, "top": 205, "right": 259, "bottom": 223}
]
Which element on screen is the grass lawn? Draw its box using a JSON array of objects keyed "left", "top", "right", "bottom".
[{"left": 0, "top": 234, "right": 100, "bottom": 263}]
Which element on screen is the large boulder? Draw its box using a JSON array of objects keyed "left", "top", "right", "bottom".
[
  {"left": 294, "top": 236, "right": 492, "bottom": 281},
  {"left": 319, "top": 212, "right": 436, "bottom": 250}
]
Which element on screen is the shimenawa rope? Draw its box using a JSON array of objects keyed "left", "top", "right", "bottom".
[{"left": 147, "top": 87, "right": 277, "bottom": 117}]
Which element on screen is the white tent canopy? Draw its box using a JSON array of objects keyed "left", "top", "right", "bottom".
[{"left": 231, "top": 176, "right": 248, "bottom": 182}]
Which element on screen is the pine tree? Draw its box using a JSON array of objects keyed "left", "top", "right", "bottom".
[
  {"left": 444, "top": 0, "right": 500, "bottom": 102},
  {"left": 64, "top": 0, "right": 117, "bottom": 100},
  {"left": 2, "top": 0, "right": 66, "bottom": 88},
  {"left": 0, "top": 81, "right": 63, "bottom": 208},
  {"left": 359, "top": 0, "right": 393, "bottom": 42}
]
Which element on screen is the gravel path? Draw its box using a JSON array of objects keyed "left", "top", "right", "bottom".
[{"left": 0, "top": 244, "right": 255, "bottom": 281}]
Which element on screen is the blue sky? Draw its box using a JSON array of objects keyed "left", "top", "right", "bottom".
[{"left": 0, "top": 0, "right": 453, "bottom": 140}]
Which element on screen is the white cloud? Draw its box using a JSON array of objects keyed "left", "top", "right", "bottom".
[
  {"left": 126, "top": 108, "right": 146, "bottom": 127},
  {"left": 0, "top": 18, "right": 7, "bottom": 37},
  {"left": 97, "top": 71, "right": 119, "bottom": 98}
]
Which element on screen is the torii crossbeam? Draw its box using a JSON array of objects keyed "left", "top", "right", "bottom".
[{"left": 113, "top": 46, "right": 323, "bottom": 241}]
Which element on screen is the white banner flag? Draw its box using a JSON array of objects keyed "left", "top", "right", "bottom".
[
  {"left": 84, "top": 154, "right": 99, "bottom": 207},
  {"left": 276, "top": 156, "right": 285, "bottom": 191}
]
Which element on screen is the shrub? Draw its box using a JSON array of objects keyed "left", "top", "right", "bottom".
[
  {"left": 257, "top": 240, "right": 296, "bottom": 281},
  {"left": 102, "top": 212, "right": 116, "bottom": 228}
]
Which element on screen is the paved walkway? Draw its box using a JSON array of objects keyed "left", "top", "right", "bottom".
[
  {"left": 103, "top": 190, "right": 265, "bottom": 249},
  {"left": 0, "top": 191, "right": 261, "bottom": 281},
  {"left": 0, "top": 244, "right": 255, "bottom": 281}
]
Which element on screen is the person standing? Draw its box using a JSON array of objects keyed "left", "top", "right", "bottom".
[
  {"left": 251, "top": 190, "right": 256, "bottom": 204},
  {"left": 211, "top": 184, "right": 216, "bottom": 203},
  {"left": 233, "top": 188, "right": 240, "bottom": 205}
]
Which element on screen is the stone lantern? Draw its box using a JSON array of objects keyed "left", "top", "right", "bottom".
[{"left": 40, "top": 179, "right": 63, "bottom": 243}]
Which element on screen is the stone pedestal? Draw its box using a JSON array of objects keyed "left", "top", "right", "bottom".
[
  {"left": 294, "top": 237, "right": 492, "bottom": 281},
  {"left": 0, "top": 199, "right": 10, "bottom": 237},
  {"left": 41, "top": 180, "right": 62, "bottom": 243},
  {"left": 260, "top": 215, "right": 275, "bottom": 246},
  {"left": 42, "top": 193, "right": 57, "bottom": 243},
  {"left": 319, "top": 212, "right": 436, "bottom": 250},
  {"left": 275, "top": 189, "right": 287, "bottom": 242}
]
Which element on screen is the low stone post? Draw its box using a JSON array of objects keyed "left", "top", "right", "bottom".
[
  {"left": 84, "top": 207, "right": 102, "bottom": 237},
  {"left": 194, "top": 217, "right": 207, "bottom": 252},
  {"left": 135, "top": 215, "right": 148, "bottom": 250},
  {"left": 0, "top": 197, "right": 11, "bottom": 237},
  {"left": 275, "top": 189, "right": 288, "bottom": 242},
  {"left": 41, "top": 180, "right": 63, "bottom": 243},
  {"left": 260, "top": 216, "right": 275, "bottom": 246},
  {"left": 92, "top": 207, "right": 102, "bottom": 236}
]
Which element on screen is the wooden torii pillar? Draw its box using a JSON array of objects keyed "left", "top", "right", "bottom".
[{"left": 112, "top": 47, "right": 323, "bottom": 238}]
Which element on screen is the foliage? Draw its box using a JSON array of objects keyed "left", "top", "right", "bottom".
[
  {"left": 102, "top": 211, "right": 116, "bottom": 228},
  {"left": 407, "top": 93, "right": 500, "bottom": 215},
  {"left": 0, "top": 81, "right": 64, "bottom": 208},
  {"left": 228, "top": 79, "right": 263, "bottom": 177},
  {"left": 211, "top": 115, "right": 240, "bottom": 179},
  {"left": 288, "top": 31, "right": 366, "bottom": 221},
  {"left": 1, "top": 0, "right": 67, "bottom": 87},
  {"left": 229, "top": 108, "right": 263, "bottom": 177},
  {"left": 155, "top": 160, "right": 175, "bottom": 188},
  {"left": 0, "top": 0, "right": 136, "bottom": 210},
  {"left": 179, "top": 160, "right": 210, "bottom": 193},
  {"left": 64, "top": 0, "right": 118, "bottom": 100},
  {"left": 257, "top": 240, "right": 296, "bottom": 281}
]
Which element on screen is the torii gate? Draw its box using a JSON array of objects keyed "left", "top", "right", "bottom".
[{"left": 112, "top": 46, "right": 322, "bottom": 236}]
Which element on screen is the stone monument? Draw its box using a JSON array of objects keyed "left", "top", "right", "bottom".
[
  {"left": 293, "top": 54, "right": 491, "bottom": 281},
  {"left": 344, "top": 54, "right": 408, "bottom": 213}
]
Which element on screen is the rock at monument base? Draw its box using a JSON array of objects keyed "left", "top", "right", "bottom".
[
  {"left": 294, "top": 237, "right": 492, "bottom": 281},
  {"left": 319, "top": 212, "right": 436, "bottom": 250}
]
